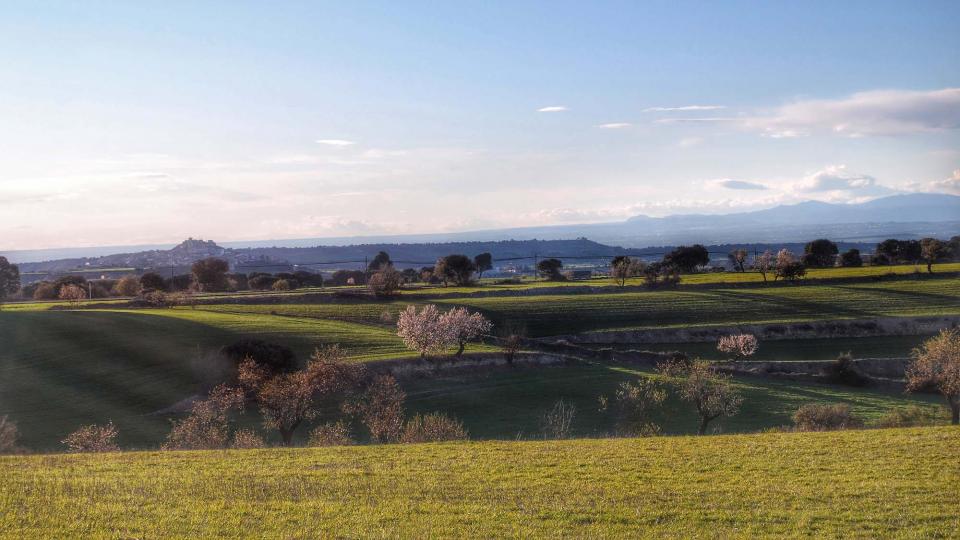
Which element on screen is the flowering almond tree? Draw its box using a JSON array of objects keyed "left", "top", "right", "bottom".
[
  {"left": 906, "top": 329, "right": 960, "bottom": 424},
  {"left": 396, "top": 305, "right": 450, "bottom": 358},
  {"left": 717, "top": 334, "right": 759, "bottom": 361},
  {"left": 754, "top": 250, "right": 773, "bottom": 282},
  {"left": 439, "top": 306, "right": 493, "bottom": 356}
]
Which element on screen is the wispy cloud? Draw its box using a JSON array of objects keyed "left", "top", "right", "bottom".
[
  {"left": 315, "top": 139, "right": 357, "bottom": 146},
  {"left": 745, "top": 88, "right": 960, "bottom": 138},
  {"left": 677, "top": 137, "right": 703, "bottom": 148},
  {"left": 713, "top": 179, "right": 769, "bottom": 191},
  {"left": 643, "top": 105, "right": 726, "bottom": 112},
  {"left": 537, "top": 106, "right": 568, "bottom": 113},
  {"left": 597, "top": 122, "right": 632, "bottom": 129},
  {"left": 654, "top": 117, "right": 735, "bottom": 124}
]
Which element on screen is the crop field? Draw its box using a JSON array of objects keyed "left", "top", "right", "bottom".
[
  {"left": 1, "top": 427, "right": 956, "bottom": 538},
  {"left": 439, "top": 277, "right": 960, "bottom": 336},
  {"left": 412, "top": 262, "right": 960, "bottom": 292}
]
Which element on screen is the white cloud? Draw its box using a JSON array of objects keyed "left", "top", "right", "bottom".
[
  {"left": 537, "top": 106, "right": 568, "bottom": 113},
  {"left": 643, "top": 105, "right": 725, "bottom": 112},
  {"left": 653, "top": 117, "right": 735, "bottom": 124},
  {"left": 745, "top": 88, "right": 960, "bottom": 138},
  {"left": 597, "top": 122, "right": 632, "bottom": 129},
  {"left": 928, "top": 169, "right": 960, "bottom": 195},
  {"left": 713, "top": 179, "right": 769, "bottom": 191},
  {"left": 315, "top": 139, "right": 357, "bottom": 146},
  {"left": 797, "top": 165, "right": 876, "bottom": 192}
]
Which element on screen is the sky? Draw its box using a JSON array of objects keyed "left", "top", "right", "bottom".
[{"left": 0, "top": 1, "right": 958, "bottom": 251}]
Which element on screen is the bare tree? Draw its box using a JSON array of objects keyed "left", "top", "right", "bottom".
[
  {"left": 439, "top": 306, "right": 492, "bottom": 356},
  {"left": 716, "top": 334, "right": 759, "bottom": 361},
  {"left": 728, "top": 249, "right": 748, "bottom": 272},
  {"left": 540, "top": 399, "right": 576, "bottom": 439},
  {"left": 62, "top": 421, "right": 120, "bottom": 453},
  {"left": 611, "top": 256, "right": 645, "bottom": 287},
  {"left": 599, "top": 379, "right": 666, "bottom": 436},
  {"left": 347, "top": 374, "right": 406, "bottom": 443},
  {"left": 920, "top": 238, "right": 949, "bottom": 274},
  {"left": 239, "top": 345, "right": 367, "bottom": 445},
  {"left": 163, "top": 384, "right": 246, "bottom": 450},
  {"left": 669, "top": 360, "right": 743, "bottom": 435},
  {"left": 906, "top": 329, "right": 960, "bottom": 424}
]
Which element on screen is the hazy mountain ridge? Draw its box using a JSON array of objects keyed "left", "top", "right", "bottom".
[{"left": 5, "top": 194, "right": 958, "bottom": 267}]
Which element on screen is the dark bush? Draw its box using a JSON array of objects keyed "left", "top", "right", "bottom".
[
  {"left": 839, "top": 249, "right": 863, "bottom": 267},
  {"left": 329, "top": 270, "right": 367, "bottom": 286},
  {"left": 139, "top": 272, "right": 167, "bottom": 292},
  {"left": 663, "top": 245, "right": 710, "bottom": 273},
  {"left": 249, "top": 275, "right": 278, "bottom": 290},
  {"left": 822, "top": 352, "right": 868, "bottom": 387},
  {"left": 220, "top": 339, "right": 296, "bottom": 374}
]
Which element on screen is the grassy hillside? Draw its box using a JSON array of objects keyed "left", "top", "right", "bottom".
[
  {"left": 440, "top": 278, "right": 960, "bottom": 336},
  {"left": 1, "top": 322, "right": 944, "bottom": 449},
  {"left": 1, "top": 427, "right": 955, "bottom": 538},
  {"left": 0, "top": 309, "right": 413, "bottom": 449},
  {"left": 1, "top": 273, "right": 956, "bottom": 449},
  {"left": 402, "top": 363, "right": 945, "bottom": 439}
]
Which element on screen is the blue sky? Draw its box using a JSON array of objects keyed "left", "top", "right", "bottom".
[{"left": 1, "top": 1, "right": 958, "bottom": 249}]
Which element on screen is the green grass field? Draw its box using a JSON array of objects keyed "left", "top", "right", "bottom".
[
  {"left": 0, "top": 308, "right": 415, "bottom": 450},
  {"left": 593, "top": 335, "right": 928, "bottom": 361},
  {"left": 439, "top": 278, "right": 960, "bottom": 336},
  {"left": 1, "top": 315, "right": 945, "bottom": 449},
  {"left": 2, "top": 274, "right": 958, "bottom": 450},
  {"left": 1, "top": 427, "right": 956, "bottom": 538},
  {"left": 403, "top": 362, "right": 946, "bottom": 440}
]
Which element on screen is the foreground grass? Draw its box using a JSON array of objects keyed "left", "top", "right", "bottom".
[{"left": 0, "top": 427, "right": 955, "bottom": 538}]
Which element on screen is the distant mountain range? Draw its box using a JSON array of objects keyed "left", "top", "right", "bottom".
[
  {"left": 5, "top": 193, "right": 958, "bottom": 266},
  {"left": 626, "top": 193, "right": 960, "bottom": 227}
]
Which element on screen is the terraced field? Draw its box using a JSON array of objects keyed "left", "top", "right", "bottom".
[
  {"left": 439, "top": 278, "right": 960, "bottom": 336},
  {"left": 2, "top": 427, "right": 956, "bottom": 537}
]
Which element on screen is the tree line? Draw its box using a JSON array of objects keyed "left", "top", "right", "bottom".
[{"left": 1, "top": 235, "right": 958, "bottom": 306}]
